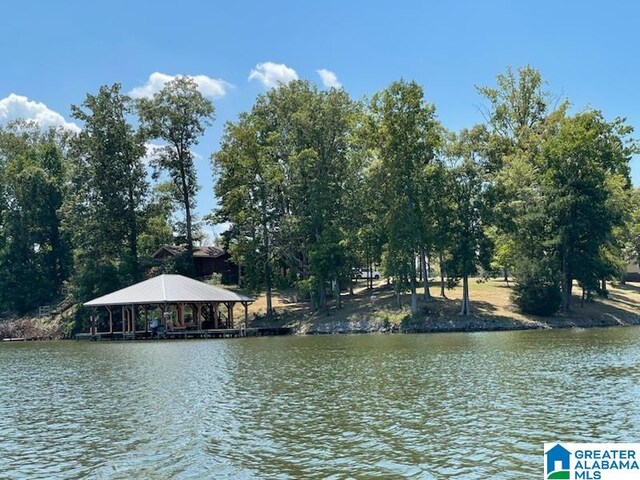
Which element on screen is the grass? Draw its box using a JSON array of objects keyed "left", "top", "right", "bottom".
[{"left": 228, "top": 277, "right": 640, "bottom": 332}]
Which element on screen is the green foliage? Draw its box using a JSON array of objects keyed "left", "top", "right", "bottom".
[
  {"left": 512, "top": 268, "right": 562, "bottom": 316},
  {"left": 0, "top": 66, "right": 637, "bottom": 324},
  {"left": 366, "top": 79, "right": 441, "bottom": 313},
  {"left": 138, "top": 76, "right": 215, "bottom": 255},
  {"left": 214, "top": 80, "right": 358, "bottom": 311},
  {"left": 0, "top": 122, "right": 71, "bottom": 313},
  {"left": 68, "top": 84, "right": 148, "bottom": 301},
  {"left": 540, "top": 111, "right": 636, "bottom": 310}
]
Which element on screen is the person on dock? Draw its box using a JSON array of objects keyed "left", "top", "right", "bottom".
[{"left": 150, "top": 318, "right": 159, "bottom": 337}]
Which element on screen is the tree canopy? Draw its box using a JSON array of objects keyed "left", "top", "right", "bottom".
[{"left": 0, "top": 65, "right": 637, "bottom": 324}]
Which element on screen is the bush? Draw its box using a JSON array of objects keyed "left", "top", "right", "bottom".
[{"left": 512, "top": 274, "right": 561, "bottom": 316}]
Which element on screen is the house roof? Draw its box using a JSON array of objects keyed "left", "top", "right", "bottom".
[
  {"left": 84, "top": 274, "right": 252, "bottom": 307},
  {"left": 546, "top": 444, "right": 572, "bottom": 457},
  {"left": 152, "top": 245, "right": 227, "bottom": 259}
]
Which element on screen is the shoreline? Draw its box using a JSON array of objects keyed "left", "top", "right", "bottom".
[
  {"left": 2, "top": 312, "right": 640, "bottom": 342},
  {"left": 293, "top": 310, "right": 640, "bottom": 336}
]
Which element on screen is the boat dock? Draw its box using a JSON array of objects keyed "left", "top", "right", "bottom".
[{"left": 75, "top": 326, "right": 292, "bottom": 341}]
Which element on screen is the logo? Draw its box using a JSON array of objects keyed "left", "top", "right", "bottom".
[
  {"left": 544, "top": 443, "right": 640, "bottom": 479},
  {"left": 545, "top": 443, "right": 571, "bottom": 479}
]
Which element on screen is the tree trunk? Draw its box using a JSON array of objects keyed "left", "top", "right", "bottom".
[
  {"left": 601, "top": 278, "right": 607, "bottom": 293},
  {"left": 334, "top": 277, "right": 341, "bottom": 309},
  {"left": 561, "top": 218, "right": 574, "bottom": 313},
  {"left": 178, "top": 159, "right": 194, "bottom": 256},
  {"left": 395, "top": 281, "right": 401, "bottom": 308},
  {"left": 128, "top": 187, "right": 139, "bottom": 281},
  {"left": 410, "top": 258, "right": 418, "bottom": 316},
  {"left": 421, "top": 248, "right": 431, "bottom": 301},
  {"left": 561, "top": 245, "right": 572, "bottom": 313},
  {"left": 319, "top": 278, "right": 327, "bottom": 311},
  {"left": 459, "top": 274, "right": 471, "bottom": 315},
  {"left": 503, "top": 268, "right": 508, "bottom": 284},
  {"left": 561, "top": 273, "right": 572, "bottom": 313},
  {"left": 439, "top": 252, "right": 447, "bottom": 298},
  {"left": 262, "top": 217, "right": 272, "bottom": 320},
  {"left": 562, "top": 274, "right": 573, "bottom": 312}
]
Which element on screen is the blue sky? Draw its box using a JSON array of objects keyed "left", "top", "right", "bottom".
[{"left": 2, "top": 0, "right": 639, "bottom": 239}]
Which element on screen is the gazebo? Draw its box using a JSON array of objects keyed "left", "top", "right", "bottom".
[{"left": 82, "top": 274, "right": 253, "bottom": 339}]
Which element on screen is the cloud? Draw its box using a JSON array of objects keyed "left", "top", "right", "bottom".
[
  {"left": 248, "top": 62, "right": 298, "bottom": 88},
  {"left": 317, "top": 69, "right": 342, "bottom": 89},
  {"left": 0, "top": 94, "right": 80, "bottom": 132},
  {"left": 129, "top": 72, "right": 232, "bottom": 99},
  {"left": 142, "top": 142, "right": 166, "bottom": 164}
]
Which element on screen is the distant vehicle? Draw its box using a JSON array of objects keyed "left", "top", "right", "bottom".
[{"left": 355, "top": 269, "right": 381, "bottom": 280}]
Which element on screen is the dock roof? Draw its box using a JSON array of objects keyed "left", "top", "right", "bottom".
[{"left": 84, "top": 274, "right": 252, "bottom": 307}]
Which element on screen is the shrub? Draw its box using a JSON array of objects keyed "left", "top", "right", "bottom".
[{"left": 512, "top": 274, "right": 561, "bottom": 316}]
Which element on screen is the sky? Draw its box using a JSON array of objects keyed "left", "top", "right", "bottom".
[{"left": 2, "top": 0, "right": 639, "bottom": 239}]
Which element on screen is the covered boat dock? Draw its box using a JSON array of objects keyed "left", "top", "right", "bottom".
[{"left": 78, "top": 274, "right": 288, "bottom": 340}]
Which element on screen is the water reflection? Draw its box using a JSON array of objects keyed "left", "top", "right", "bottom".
[{"left": 1, "top": 328, "right": 640, "bottom": 478}]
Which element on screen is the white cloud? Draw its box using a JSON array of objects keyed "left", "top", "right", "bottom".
[
  {"left": 0, "top": 94, "right": 80, "bottom": 132},
  {"left": 248, "top": 62, "right": 298, "bottom": 88},
  {"left": 142, "top": 142, "right": 166, "bottom": 164},
  {"left": 129, "top": 72, "right": 232, "bottom": 99},
  {"left": 317, "top": 69, "right": 342, "bottom": 89}
]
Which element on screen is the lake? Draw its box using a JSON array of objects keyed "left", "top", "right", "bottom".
[{"left": 1, "top": 328, "right": 639, "bottom": 479}]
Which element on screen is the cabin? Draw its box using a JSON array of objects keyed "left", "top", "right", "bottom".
[{"left": 153, "top": 245, "right": 239, "bottom": 284}]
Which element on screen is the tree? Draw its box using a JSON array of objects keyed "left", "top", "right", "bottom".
[
  {"left": 138, "top": 182, "right": 177, "bottom": 258},
  {"left": 445, "top": 131, "right": 492, "bottom": 315},
  {"left": 424, "top": 159, "right": 456, "bottom": 297},
  {"left": 541, "top": 111, "right": 635, "bottom": 311},
  {"left": 214, "top": 80, "right": 358, "bottom": 312},
  {"left": 69, "top": 84, "right": 147, "bottom": 300},
  {"left": 366, "top": 80, "right": 440, "bottom": 314},
  {"left": 138, "top": 76, "right": 215, "bottom": 263},
  {"left": 0, "top": 122, "right": 71, "bottom": 312},
  {"left": 214, "top": 108, "right": 283, "bottom": 318}
]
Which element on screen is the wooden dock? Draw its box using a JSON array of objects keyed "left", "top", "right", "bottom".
[{"left": 74, "top": 327, "right": 292, "bottom": 341}]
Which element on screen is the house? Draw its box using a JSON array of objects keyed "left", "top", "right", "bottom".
[
  {"left": 545, "top": 444, "right": 571, "bottom": 477},
  {"left": 625, "top": 259, "right": 640, "bottom": 282},
  {"left": 152, "top": 245, "right": 239, "bottom": 284}
]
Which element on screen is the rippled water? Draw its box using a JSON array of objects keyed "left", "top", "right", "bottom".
[{"left": 1, "top": 328, "right": 640, "bottom": 479}]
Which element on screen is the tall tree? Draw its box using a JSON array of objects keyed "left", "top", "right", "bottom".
[
  {"left": 366, "top": 79, "right": 440, "bottom": 314},
  {"left": 214, "top": 80, "right": 357, "bottom": 312},
  {"left": 214, "top": 108, "right": 282, "bottom": 318},
  {"left": 138, "top": 77, "right": 215, "bottom": 264},
  {"left": 0, "top": 123, "right": 71, "bottom": 312},
  {"left": 541, "top": 111, "right": 635, "bottom": 311},
  {"left": 445, "top": 131, "right": 492, "bottom": 315},
  {"left": 69, "top": 84, "right": 147, "bottom": 300}
]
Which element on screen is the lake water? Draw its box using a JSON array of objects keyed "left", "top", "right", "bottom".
[{"left": 1, "top": 328, "right": 639, "bottom": 479}]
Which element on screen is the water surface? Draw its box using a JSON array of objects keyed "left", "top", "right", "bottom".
[{"left": 1, "top": 328, "right": 639, "bottom": 479}]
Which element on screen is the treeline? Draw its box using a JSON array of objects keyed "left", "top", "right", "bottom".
[
  {"left": 0, "top": 78, "right": 214, "bottom": 316},
  {"left": 213, "top": 66, "right": 639, "bottom": 317},
  {"left": 0, "top": 66, "right": 638, "bottom": 322}
]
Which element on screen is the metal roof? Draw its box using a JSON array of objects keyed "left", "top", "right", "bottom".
[{"left": 84, "top": 274, "right": 252, "bottom": 307}]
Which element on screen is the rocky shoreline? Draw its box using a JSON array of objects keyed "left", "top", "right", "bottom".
[
  {"left": 294, "top": 311, "right": 640, "bottom": 335},
  {"left": 4, "top": 309, "right": 640, "bottom": 341}
]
